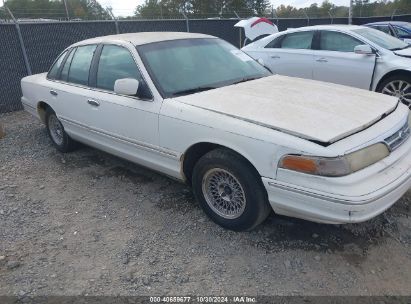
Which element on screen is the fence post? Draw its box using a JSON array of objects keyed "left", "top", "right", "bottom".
[
  {"left": 107, "top": 7, "right": 120, "bottom": 34},
  {"left": 391, "top": 9, "right": 397, "bottom": 21},
  {"left": 234, "top": 11, "right": 242, "bottom": 48},
  {"left": 182, "top": 12, "right": 189, "bottom": 32},
  {"left": 303, "top": 9, "right": 310, "bottom": 26},
  {"left": 5, "top": 6, "right": 32, "bottom": 75},
  {"left": 328, "top": 10, "right": 333, "bottom": 24}
]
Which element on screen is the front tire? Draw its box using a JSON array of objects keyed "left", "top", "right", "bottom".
[
  {"left": 377, "top": 75, "right": 411, "bottom": 106},
  {"left": 45, "top": 107, "right": 77, "bottom": 153},
  {"left": 192, "top": 148, "right": 271, "bottom": 231}
]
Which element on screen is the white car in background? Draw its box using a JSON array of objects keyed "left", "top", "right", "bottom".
[
  {"left": 242, "top": 25, "right": 411, "bottom": 106},
  {"left": 21, "top": 32, "right": 411, "bottom": 231}
]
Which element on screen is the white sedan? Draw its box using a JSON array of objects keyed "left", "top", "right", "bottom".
[
  {"left": 21, "top": 32, "right": 411, "bottom": 231},
  {"left": 242, "top": 25, "right": 411, "bottom": 105}
]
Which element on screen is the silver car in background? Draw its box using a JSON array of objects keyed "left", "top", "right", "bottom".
[{"left": 243, "top": 25, "right": 411, "bottom": 105}]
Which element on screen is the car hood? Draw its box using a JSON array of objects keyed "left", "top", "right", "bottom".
[
  {"left": 174, "top": 75, "right": 398, "bottom": 144},
  {"left": 394, "top": 47, "right": 411, "bottom": 57}
]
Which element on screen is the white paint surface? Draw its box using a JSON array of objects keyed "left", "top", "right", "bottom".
[{"left": 175, "top": 75, "right": 398, "bottom": 143}]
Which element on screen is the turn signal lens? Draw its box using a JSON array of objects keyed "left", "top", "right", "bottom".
[
  {"left": 279, "top": 143, "right": 390, "bottom": 177},
  {"left": 280, "top": 156, "right": 317, "bottom": 174},
  {"left": 279, "top": 155, "right": 350, "bottom": 177}
]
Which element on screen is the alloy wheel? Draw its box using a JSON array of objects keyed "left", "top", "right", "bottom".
[
  {"left": 202, "top": 168, "right": 246, "bottom": 219},
  {"left": 382, "top": 80, "right": 411, "bottom": 105},
  {"left": 48, "top": 114, "right": 64, "bottom": 146}
]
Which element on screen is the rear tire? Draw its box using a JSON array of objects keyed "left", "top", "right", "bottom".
[
  {"left": 45, "top": 107, "right": 77, "bottom": 153},
  {"left": 192, "top": 148, "right": 271, "bottom": 231},
  {"left": 377, "top": 74, "right": 411, "bottom": 106}
]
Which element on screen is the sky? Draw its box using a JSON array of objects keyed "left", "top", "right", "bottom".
[{"left": 99, "top": 0, "right": 353, "bottom": 17}]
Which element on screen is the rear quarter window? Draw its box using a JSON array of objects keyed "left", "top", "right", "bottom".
[{"left": 48, "top": 50, "right": 68, "bottom": 79}]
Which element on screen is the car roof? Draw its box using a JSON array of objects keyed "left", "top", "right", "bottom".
[
  {"left": 71, "top": 32, "right": 216, "bottom": 47},
  {"left": 365, "top": 21, "right": 410, "bottom": 26},
  {"left": 283, "top": 24, "right": 365, "bottom": 32}
]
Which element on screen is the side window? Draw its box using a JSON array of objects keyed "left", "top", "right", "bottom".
[
  {"left": 67, "top": 45, "right": 97, "bottom": 86},
  {"left": 320, "top": 31, "right": 363, "bottom": 52},
  {"left": 265, "top": 36, "right": 283, "bottom": 48},
  {"left": 279, "top": 31, "right": 314, "bottom": 49},
  {"left": 48, "top": 50, "right": 68, "bottom": 79},
  {"left": 374, "top": 25, "right": 391, "bottom": 34},
  {"left": 96, "top": 44, "right": 151, "bottom": 99},
  {"left": 60, "top": 49, "right": 75, "bottom": 82},
  {"left": 393, "top": 26, "right": 409, "bottom": 37}
]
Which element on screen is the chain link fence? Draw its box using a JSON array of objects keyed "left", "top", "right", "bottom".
[{"left": 1, "top": 9, "right": 411, "bottom": 113}]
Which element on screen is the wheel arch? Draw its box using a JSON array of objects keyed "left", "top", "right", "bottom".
[
  {"left": 37, "top": 101, "right": 51, "bottom": 123},
  {"left": 375, "top": 69, "right": 411, "bottom": 91},
  {"left": 181, "top": 141, "right": 261, "bottom": 185}
]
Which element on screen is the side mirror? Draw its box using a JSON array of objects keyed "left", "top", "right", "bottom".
[
  {"left": 114, "top": 78, "right": 139, "bottom": 96},
  {"left": 354, "top": 44, "right": 374, "bottom": 55}
]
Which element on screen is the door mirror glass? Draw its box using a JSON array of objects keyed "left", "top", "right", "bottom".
[
  {"left": 354, "top": 44, "right": 374, "bottom": 55},
  {"left": 114, "top": 78, "right": 140, "bottom": 96}
]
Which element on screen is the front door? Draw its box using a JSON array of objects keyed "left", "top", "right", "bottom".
[{"left": 312, "top": 30, "right": 376, "bottom": 90}]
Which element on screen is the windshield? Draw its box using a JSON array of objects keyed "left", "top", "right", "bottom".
[
  {"left": 353, "top": 27, "right": 408, "bottom": 50},
  {"left": 137, "top": 38, "right": 271, "bottom": 98}
]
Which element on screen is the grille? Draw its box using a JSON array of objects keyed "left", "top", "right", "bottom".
[{"left": 384, "top": 121, "right": 410, "bottom": 151}]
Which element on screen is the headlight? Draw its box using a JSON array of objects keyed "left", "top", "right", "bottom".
[{"left": 279, "top": 143, "right": 389, "bottom": 177}]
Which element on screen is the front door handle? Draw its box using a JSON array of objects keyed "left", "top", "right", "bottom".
[
  {"left": 316, "top": 58, "right": 328, "bottom": 63},
  {"left": 50, "top": 90, "right": 58, "bottom": 96},
  {"left": 87, "top": 99, "right": 100, "bottom": 107},
  {"left": 271, "top": 55, "right": 281, "bottom": 59}
]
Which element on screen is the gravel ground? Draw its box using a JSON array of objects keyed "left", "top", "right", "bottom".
[{"left": 0, "top": 111, "right": 410, "bottom": 297}]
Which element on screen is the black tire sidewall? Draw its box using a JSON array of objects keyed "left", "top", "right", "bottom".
[{"left": 192, "top": 149, "right": 270, "bottom": 231}]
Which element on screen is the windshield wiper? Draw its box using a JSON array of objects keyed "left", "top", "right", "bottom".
[
  {"left": 232, "top": 76, "right": 261, "bottom": 85},
  {"left": 172, "top": 86, "right": 216, "bottom": 97}
]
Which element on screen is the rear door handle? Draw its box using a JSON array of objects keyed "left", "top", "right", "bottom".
[
  {"left": 270, "top": 55, "right": 281, "bottom": 59},
  {"left": 87, "top": 99, "right": 100, "bottom": 107},
  {"left": 316, "top": 58, "right": 328, "bottom": 63},
  {"left": 50, "top": 90, "right": 58, "bottom": 96}
]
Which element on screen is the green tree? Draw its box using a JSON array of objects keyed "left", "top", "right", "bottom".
[
  {"left": 3, "top": 0, "right": 110, "bottom": 20},
  {"left": 132, "top": 0, "right": 411, "bottom": 19},
  {"left": 275, "top": 4, "right": 300, "bottom": 18}
]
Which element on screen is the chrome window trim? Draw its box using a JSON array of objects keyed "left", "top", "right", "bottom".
[{"left": 46, "top": 78, "right": 154, "bottom": 102}]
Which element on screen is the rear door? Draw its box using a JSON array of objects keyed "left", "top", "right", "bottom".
[
  {"left": 312, "top": 30, "right": 376, "bottom": 90},
  {"left": 259, "top": 31, "right": 315, "bottom": 79},
  {"left": 48, "top": 44, "right": 99, "bottom": 141}
]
